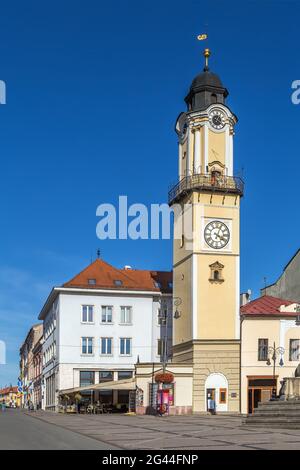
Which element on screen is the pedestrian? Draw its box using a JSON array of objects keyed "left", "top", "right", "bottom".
[
  {"left": 207, "top": 393, "right": 216, "bottom": 415},
  {"left": 210, "top": 397, "right": 216, "bottom": 415}
]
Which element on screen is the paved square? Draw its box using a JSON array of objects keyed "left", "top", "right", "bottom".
[{"left": 28, "top": 411, "right": 300, "bottom": 450}]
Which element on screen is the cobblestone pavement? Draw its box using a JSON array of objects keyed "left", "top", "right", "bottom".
[{"left": 25, "top": 410, "right": 300, "bottom": 450}]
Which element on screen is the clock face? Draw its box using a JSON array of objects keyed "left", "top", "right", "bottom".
[
  {"left": 176, "top": 113, "right": 188, "bottom": 142},
  {"left": 209, "top": 110, "right": 226, "bottom": 130},
  {"left": 181, "top": 122, "right": 188, "bottom": 138},
  {"left": 204, "top": 220, "right": 230, "bottom": 249}
]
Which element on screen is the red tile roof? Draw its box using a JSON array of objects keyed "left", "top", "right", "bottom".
[
  {"left": 241, "top": 295, "right": 298, "bottom": 317},
  {"left": 0, "top": 386, "right": 18, "bottom": 395},
  {"left": 63, "top": 259, "right": 172, "bottom": 293}
]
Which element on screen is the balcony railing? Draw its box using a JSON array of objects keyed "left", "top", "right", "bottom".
[{"left": 168, "top": 173, "right": 244, "bottom": 205}]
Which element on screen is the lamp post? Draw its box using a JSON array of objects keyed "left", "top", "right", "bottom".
[
  {"left": 157, "top": 296, "right": 182, "bottom": 373},
  {"left": 266, "top": 342, "right": 285, "bottom": 399}
]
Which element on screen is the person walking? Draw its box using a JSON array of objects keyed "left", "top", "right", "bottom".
[{"left": 210, "top": 397, "right": 216, "bottom": 415}]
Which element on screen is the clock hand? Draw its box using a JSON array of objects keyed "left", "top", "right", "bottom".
[
  {"left": 216, "top": 229, "right": 223, "bottom": 240},
  {"left": 216, "top": 230, "right": 226, "bottom": 241}
]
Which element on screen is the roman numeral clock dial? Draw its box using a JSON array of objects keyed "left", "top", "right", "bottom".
[{"left": 204, "top": 221, "right": 230, "bottom": 249}]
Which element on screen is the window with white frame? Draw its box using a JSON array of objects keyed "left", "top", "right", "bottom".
[
  {"left": 118, "top": 370, "right": 133, "bottom": 380},
  {"left": 82, "top": 305, "right": 94, "bottom": 323},
  {"left": 258, "top": 338, "right": 268, "bottom": 361},
  {"left": 101, "top": 306, "right": 113, "bottom": 323},
  {"left": 100, "top": 337, "right": 112, "bottom": 355},
  {"left": 120, "top": 338, "right": 132, "bottom": 356},
  {"left": 81, "top": 337, "right": 94, "bottom": 355},
  {"left": 99, "top": 371, "right": 113, "bottom": 382},
  {"left": 120, "top": 306, "right": 132, "bottom": 324},
  {"left": 80, "top": 371, "right": 95, "bottom": 387},
  {"left": 289, "top": 339, "right": 300, "bottom": 361}
]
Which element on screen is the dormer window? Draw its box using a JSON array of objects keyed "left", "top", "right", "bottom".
[
  {"left": 88, "top": 279, "right": 96, "bottom": 285},
  {"left": 114, "top": 280, "right": 123, "bottom": 286},
  {"left": 155, "top": 281, "right": 162, "bottom": 288}
]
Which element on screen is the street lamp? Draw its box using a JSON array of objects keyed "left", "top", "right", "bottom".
[
  {"left": 157, "top": 296, "right": 182, "bottom": 372},
  {"left": 266, "top": 342, "right": 285, "bottom": 399},
  {"left": 173, "top": 297, "right": 182, "bottom": 320}
]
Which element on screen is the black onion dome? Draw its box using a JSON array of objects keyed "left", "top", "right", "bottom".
[
  {"left": 191, "top": 70, "right": 224, "bottom": 89},
  {"left": 185, "top": 68, "right": 228, "bottom": 112}
]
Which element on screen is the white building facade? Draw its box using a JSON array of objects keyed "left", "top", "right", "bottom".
[{"left": 39, "top": 259, "right": 172, "bottom": 411}]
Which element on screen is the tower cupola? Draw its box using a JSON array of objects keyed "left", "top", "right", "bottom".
[{"left": 185, "top": 49, "right": 228, "bottom": 112}]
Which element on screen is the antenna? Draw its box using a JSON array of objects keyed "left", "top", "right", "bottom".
[{"left": 97, "top": 249, "right": 101, "bottom": 259}]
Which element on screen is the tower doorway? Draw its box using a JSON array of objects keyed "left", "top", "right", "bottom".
[{"left": 205, "top": 373, "right": 228, "bottom": 412}]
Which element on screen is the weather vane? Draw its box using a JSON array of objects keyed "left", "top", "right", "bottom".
[{"left": 197, "top": 32, "right": 210, "bottom": 70}]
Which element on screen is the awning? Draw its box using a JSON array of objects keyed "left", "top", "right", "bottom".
[{"left": 59, "top": 378, "right": 136, "bottom": 395}]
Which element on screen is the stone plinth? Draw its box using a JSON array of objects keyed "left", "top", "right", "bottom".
[{"left": 284, "top": 377, "right": 300, "bottom": 399}]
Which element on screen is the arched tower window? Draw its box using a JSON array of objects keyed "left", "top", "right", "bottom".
[
  {"left": 211, "top": 93, "right": 217, "bottom": 104},
  {"left": 209, "top": 261, "right": 224, "bottom": 284}
]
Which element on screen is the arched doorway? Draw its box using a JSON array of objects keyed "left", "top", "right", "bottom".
[{"left": 205, "top": 373, "right": 228, "bottom": 412}]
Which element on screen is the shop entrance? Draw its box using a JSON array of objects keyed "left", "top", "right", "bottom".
[{"left": 247, "top": 376, "right": 277, "bottom": 414}]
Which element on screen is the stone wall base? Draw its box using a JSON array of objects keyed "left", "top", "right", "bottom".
[{"left": 173, "top": 340, "right": 241, "bottom": 413}]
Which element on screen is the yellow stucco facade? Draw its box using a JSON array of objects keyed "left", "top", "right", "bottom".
[
  {"left": 171, "top": 95, "right": 242, "bottom": 412},
  {"left": 173, "top": 192, "right": 240, "bottom": 345},
  {"left": 241, "top": 313, "right": 300, "bottom": 415}
]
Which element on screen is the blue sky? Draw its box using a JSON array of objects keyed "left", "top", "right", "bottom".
[{"left": 0, "top": 0, "right": 299, "bottom": 386}]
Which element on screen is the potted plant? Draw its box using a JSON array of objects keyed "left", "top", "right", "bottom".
[{"left": 154, "top": 372, "right": 174, "bottom": 384}]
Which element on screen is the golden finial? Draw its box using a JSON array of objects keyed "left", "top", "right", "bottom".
[
  {"left": 204, "top": 48, "right": 211, "bottom": 70},
  {"left": 197, "top": 34, "right": 210, "bottom": 71}
]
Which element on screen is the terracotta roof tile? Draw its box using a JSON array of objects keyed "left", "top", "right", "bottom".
[
  {"left": 0, "top": 386, "right": 18, "bottom": 395},
  {"left": 63, "top": 259, "right": 172, "bottom": 293},
  {"left": 241, "top": 295, "right": 298, "bottom": 317}
]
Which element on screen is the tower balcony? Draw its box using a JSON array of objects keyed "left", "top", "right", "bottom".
[{"left": 168, "top": 173, "right": 244, "bottom": 205}]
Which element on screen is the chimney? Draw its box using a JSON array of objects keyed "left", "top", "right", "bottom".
[{"left": 240, "top": 290, "right": 251, "bottom": 306}]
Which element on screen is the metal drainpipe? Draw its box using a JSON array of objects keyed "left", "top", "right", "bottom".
[
  {"left": 163, "top": 307, "right": 168, "bottom": 373},
  {"left": 239, "top": 314, "right": 243, "bottom": 415}
]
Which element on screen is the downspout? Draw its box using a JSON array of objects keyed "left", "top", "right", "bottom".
[{"left": 239, "top": 314, "right": 244, "bottom": 415}]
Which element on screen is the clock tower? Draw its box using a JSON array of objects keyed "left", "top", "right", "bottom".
[{"left": 169, "top": 49, "right": 244, "bottom": 413}]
